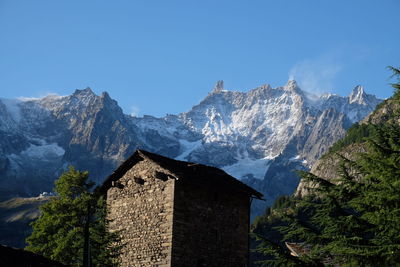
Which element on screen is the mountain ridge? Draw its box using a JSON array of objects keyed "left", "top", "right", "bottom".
[
  {"left": 0, "top": 81, "right": 382, "bottom": 210},
  {"left": 295, "top": 91, "right": 399, "bottom": 198}
]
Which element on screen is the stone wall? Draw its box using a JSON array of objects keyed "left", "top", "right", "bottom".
[
  {"left": 107, "top": 159, "right": 175, "bottom": 267},
  {"left": 171, "top": 179, "right": 250, "bottom": 267},
  {"left": 107, "top": 156, "right": 252, "bottom": 267}
]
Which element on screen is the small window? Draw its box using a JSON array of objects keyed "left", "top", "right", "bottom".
[
  {"left": 134, "top": 177, "right": 145, "bottom": 185},
  {"left": 155, "top": 171, "right": 169, "bottom": 181},
  {"left": 111, "top": 181, "right": 124, "bottom": 189}
]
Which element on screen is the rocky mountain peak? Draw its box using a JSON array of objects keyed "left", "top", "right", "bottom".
[
  {"left": 100, "top": 91, "right": 115, "bottom": 105},
  {"left": 349, "top": 85, "right": 366, "bottom": 104},
  {"left": 260, "top": 84, "right": 272, "bottom": 90},
  {"left": 284, "top": 79, "right": 299, "bottom": 91},
  {"left": 73, "top": 87, "right": 95, "bottom": 95},
  {"left": 68, "top": 87, "right": 98, "bottom": 108},
  {"left": 73, "top": 87, "right": 95, "bottom": 98},
  {"left": 101, "top": 91, "right": 111, "bottom": 99},
  {"left": 211, "top": 80, "right": 224, "bottom": 94}
]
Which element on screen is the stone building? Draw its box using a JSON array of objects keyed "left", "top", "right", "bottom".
[{"left": 100, "top": 150, "right": 263, "bottom": 267}]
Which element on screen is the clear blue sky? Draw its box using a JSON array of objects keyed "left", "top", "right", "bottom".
[{"left": 0, "top": 0, "right": 399, "bottom": 117}]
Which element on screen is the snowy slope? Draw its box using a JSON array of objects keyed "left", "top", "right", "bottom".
[{"left": 139, "top": 80, "right": 380, "bottom": 183}]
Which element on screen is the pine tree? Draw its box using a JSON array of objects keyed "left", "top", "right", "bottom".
[
  {"left": 26, "top": 166, "right": 121, "bottom": 267},
  {"left": 353, "top": 123, "right": 400, "bottom": 263}
]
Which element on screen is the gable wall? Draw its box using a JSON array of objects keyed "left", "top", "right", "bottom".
[
  {"left": 171, "top": 178, "right": 250, "bottom": 267},
  {"left": 106, "top": 159, "right": 175, "bottom": 267}
]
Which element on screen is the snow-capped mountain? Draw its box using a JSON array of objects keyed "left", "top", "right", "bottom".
[{"left": 0, "top": 81, "right": 381, "bottom": 213}]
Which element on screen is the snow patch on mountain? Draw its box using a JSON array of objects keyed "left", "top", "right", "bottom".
[
  {"left": 289, "top": 155, "right": 301, "bottom": 161},
  {"left": 7, "top": 142, "right": 65, "bottom": 168},
  {"left": 20, "top": 143, "right": 65, "bottom": 159},
  {"left": 222, "top": 152, "right": 274, "bottom": 180},
  {"left": 0, "top": 98, "right": 23, "bottom": 122},
  {"left": 176, "top": 139, "right": 202, "bottom": 160}
]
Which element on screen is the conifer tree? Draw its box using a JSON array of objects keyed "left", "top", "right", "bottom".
[{"left": 26, "top": 167, "right": 121, "bottom": 267}]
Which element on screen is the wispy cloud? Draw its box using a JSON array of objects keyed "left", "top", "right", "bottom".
[
  {"left": 17, "top": 92, "right": 62, "bottom": 101},
  {"left": 130, "top": 105, "right": 140, "bottom": 117},
  {"left": 289, "top": 52, "right": 342, "bottom": 95}
]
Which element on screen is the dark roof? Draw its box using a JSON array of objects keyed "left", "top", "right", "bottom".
[
  {"left": 100, "top": 149, "right": 263, "bottom": 199},
  {"left": 0, "top": 244, "right": 66, "bottom": 267}
]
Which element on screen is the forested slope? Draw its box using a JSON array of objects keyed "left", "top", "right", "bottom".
[{"left": 251, "top": 67, "right": 400, "bottom": 266}]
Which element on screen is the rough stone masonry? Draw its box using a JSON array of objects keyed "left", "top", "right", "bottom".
[{"left": 101, "top": 150, "right": 263, "bottom": 267}]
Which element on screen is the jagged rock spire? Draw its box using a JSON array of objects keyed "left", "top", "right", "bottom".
[
  {"left": 74, "top": 87, "right": 95, "bottom": 96},
  {"left": 285, "top": 79, "right": 298, "bottom": 91},
  {"left": 212, "top": 80, "right": 224, "bottom": 93},
  {"left": 349, "top": 85, "right": 366, "bottom": 104}
]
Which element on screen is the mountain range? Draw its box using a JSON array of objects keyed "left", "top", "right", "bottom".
[{"left": 0, "top": 80, "right": 381, "bottom": 214}]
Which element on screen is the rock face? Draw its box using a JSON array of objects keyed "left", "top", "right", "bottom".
[
  {"left": 0, "top": 82, "right": 381, "bottom": 211},
  {"left": 0, "top": 89, "right": 140, "bottom": 198},
  {"left": 361, "top": 96, "right": 400, "bottom": 125},
  {"left": 294, "top": 143, "right": 367, "bottom": 198},
  {"left": 294, "top": 95, "right": 398, "bottom": 198}
]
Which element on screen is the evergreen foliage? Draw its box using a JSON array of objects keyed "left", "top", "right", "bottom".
[
  {"left": 324, "top": 123, "right": 375, "bottom": 156},
  {"left": 389, "top": 66, "right": 400, "bottom": 97},
  {"left": 271, "top": 195, "right": 295, "bottom": 210},
  {"left": 253, "top": 67, "right": 400, "bottom": 266},
  {"left": 26, "top": 167, "right": 121, "bottom": 267}
]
